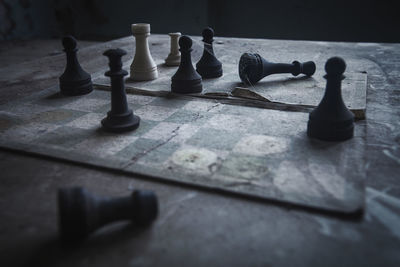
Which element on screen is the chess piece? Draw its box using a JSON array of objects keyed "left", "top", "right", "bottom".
[
  {"left": 171, "top": 36, "right": 203, "bottom": 94},
  {"left": 196, "top": 27, "right": 223, "bottom": 78},
  {"left": 165, "top": 32, "right": 181, "bottom": 66},
  {"left": 58, "top": 186, "right": 158, "bottom": 242},
  {"left": 102, "top": 48, "right": 140, "bottom": 132},
  {"left": 59, "top": 35, "right": 93, "bottom": 96},
  {"left": 130, "top": 23, "right": 158, "bottom": 81},
  {"left": 307, "top": 57, "right": 354, "bottom": 141},
  {"left": 238, "top": 53, "right": 316, "bottom": 85}
]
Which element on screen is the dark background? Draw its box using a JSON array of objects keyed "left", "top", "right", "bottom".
[{"left": 1, "top": 0, "right": 400, "bottom": 42}]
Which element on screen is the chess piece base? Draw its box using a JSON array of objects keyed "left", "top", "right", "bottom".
[
  {"left": 101, "top": 110, "right": 140, "bottom": 133},
  {"left": 59, "top": 77, "right": 93, "bottom": 96},
  {"left": 165, "top": 54, "right": 181, "bottom": 66},
  {"left": 171, "top": 78, "right": 202, "bottom": 94},
  {"left": 196, "top": 65, "right": 223, "bottom": 78},
  {"left": 129, "top": 66, "right": 158, "bottom": 81},
  {"left": 307, "top": 118, "right": 354, "bottom": 141}
]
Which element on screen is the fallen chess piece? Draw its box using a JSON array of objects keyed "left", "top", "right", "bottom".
[
  {"left": 59, "top": 35, "right": 93, "bottom": 96},
  {"left": 238, "top": 53, "right": 316, "bottom": 85},
  {"left": 196, "top": 27, "right": 223, "bottom": 78},
  {"left": 171, "top": 35, "right": 203, "bottom": 94},
  {"left": 307, "top": 57, "right": 354, "bottom": 141},
  {"left": 58, "top": 186, "right": 158, "bottom": 243},
  {"left": 102, "top": 48, "right": 140, "bottom": 132}
]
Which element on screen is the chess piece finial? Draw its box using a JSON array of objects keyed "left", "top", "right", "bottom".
[
  {"left": 130, "top": 23, "right": 158, "bottom": 81},
  {"left": 238, "top": 53, "right": 316, "bottom": 85},
  {"left": 307, "top": 57, "right": 354, "bottom": 141},
  {"left": 196, "top": 27, "right": 223, "bottom": 78},
  {"left": 59, "top": 35, "right": 93, "bottom": 96},
  {"left": 102, "top": 48, "right": 140, "bottom": 132},
  {"left": 171, "top": 35, "right": 203, "bottom": 94},
  {"left": 58, "top": 187, "right": 158, "bottom": 243},
  {"left": 165, "top": 32, "right": 181, "bottom": 66}
]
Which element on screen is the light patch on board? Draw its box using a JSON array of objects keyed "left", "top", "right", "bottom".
[
  {"left": 206, "top": 114, "right": 254, "bottom": 132},
  {"left": 233, "top": 135, "right": 289, "bottom": 156},
  {"left": 170, "top": 147, "right": 219, "bottom": 173},
  {"left": 66, "top": 113, "right": 104, "bottom": 129},
  {"left": 135, "top": 105, "right": 178, "bottom": 121}
]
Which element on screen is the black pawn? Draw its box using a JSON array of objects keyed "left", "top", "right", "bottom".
[
  {"left": 196, "top": 27, "right": 223, "bottom": 78},
  {"left": 58, "top": 187, "right": 158, "bottom": 243},
  {"left": 307, "top": 57, "right": 354, "bottom": 141},
  {"left": 59, "top": 35, "right": 93, "bottom": 96},
  {"left": 238, "top": 53, "right": 316, "bottom": 85},
  {"left": 171, "top": 36, "right": 203, "bottom": 94},
  {"left": 101, "top": 48, "right": 140, "bottom": 133}
]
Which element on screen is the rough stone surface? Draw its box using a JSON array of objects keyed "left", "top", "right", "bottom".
[{"left": 1, "top": 36, "right": 400, "bottom": 267}]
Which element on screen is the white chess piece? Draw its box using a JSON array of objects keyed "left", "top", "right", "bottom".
[
  {"left": 130, "top": 23, "right": 158, "bottom": 81},
  {"left": 165, "top": 32, "right": 181, "bottom": 66}
]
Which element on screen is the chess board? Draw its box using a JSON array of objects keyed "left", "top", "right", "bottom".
[{"left": 0, "top": 85, "right": 365, "bottom": 214}]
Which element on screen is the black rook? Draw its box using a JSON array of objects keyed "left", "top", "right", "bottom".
[{"left": 58, "top": 187, "right": 158, "bottom": 242}]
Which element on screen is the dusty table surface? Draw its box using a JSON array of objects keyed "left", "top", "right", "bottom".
[{"left": 0, "top": 36, "right": 400, "bottom": 267}]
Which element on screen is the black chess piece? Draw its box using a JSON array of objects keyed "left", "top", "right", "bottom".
[
  {"left": 307, "top": 57, "right": 354, "bottom": 141},
  {"left": 59, "top": 35, "right": 93, "bottom": 96},
  {"left": 238, "top": 53, "right": 316, "bottom": 85},
  {"left": 101, "top": 48, "right": 140, "bottom": 133},
  {"left": 58, "top": 186, "right": 158, "bottom": 243},
  {"left": 196, "top": 27, "right": 223, "bottom": 78},
  {"left": 171, "top": 35, "right": 203, "bottom": 94}
]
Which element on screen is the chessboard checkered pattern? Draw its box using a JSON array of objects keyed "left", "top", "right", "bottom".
[{"left": 0, "top": 86, "right": 365, "bottom": 214}]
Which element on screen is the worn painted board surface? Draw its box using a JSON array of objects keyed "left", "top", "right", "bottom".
[
  {"left": 93, "top": 43, "right": 367, "bottom": 119},
  {"left": 0, "top": 85, "right": 365, "bottom": 213}
]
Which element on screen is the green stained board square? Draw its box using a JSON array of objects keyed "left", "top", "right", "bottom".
[
  {"left": 186, "top": 127, "right": 247, "bottom": 151},
  {"left": 34, "top": 126, "right": 92, "bottom": 147}
]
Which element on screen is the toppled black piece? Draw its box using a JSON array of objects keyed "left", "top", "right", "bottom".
[
  {"left": 58, "top": 186, "right": 158, "bottom": 243},
  {"left": 239, "top": 53, "right": 316, "bottom": 85}
]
